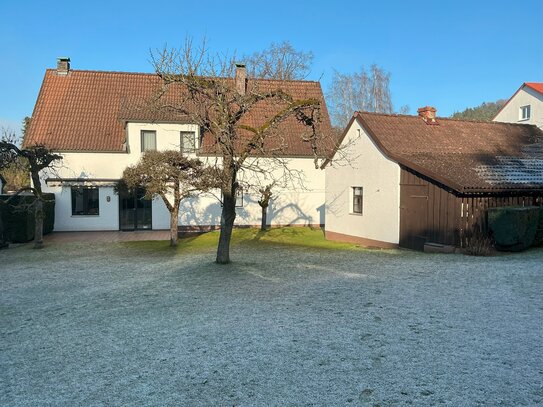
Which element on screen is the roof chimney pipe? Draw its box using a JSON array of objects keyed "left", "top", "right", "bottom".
[
  {"left": 417, "top": 106, "right": 438, "bottom": 124},
  {"left": 57, "top": 57, "right": 71, "bottom": 75},
  {"left": 235, "top": 63, "right": 247, "bottom": 95}
]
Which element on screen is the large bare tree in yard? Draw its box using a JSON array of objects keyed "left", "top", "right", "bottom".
[
  {"left": 0, "top": 129, "right": 62, "bottom": 248},
  {"left": 122, "top": 150, "right": 214, "bottom": 247},
  {"left": 150, "top": 39, "right": 332, "bottom": 263}
]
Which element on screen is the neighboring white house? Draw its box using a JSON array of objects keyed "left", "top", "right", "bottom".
[
  {"left": 493, "top": 82, "right": 543, "bottom": 129},
  {"left": 326, "top": 107, "right": 543, "bottom": 250},
  {"left": 23, "top": 58, "right": 332, "bottom": 232}
]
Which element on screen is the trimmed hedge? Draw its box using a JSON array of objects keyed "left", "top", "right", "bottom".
[
  {"left": 487, "top": 206, "right": 540, "bottom": 252},
  {"left": 0, "top": 194, "right": 55, "bottom": 243},
  {"left": 534, "top": 207, "right": 543, "bottom": 247}
]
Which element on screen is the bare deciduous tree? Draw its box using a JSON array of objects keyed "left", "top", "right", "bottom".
[
  {"left": 122, "top": 150, "right": 215, "bottom": 247},
  {"left": 0, "top": 133, "right": 62, "bottom": 248},
  {"left": 257, "top": 183, "right": 274, "bottom": 231},
  {"left": 150, "top": 38, "right": 331, "bottom": 264},
  {"left": 242, "top": 41, "right": 313, "bottom": 80},
  {"left": 327, "top": 64, "right": 408, "bottom": 128}
]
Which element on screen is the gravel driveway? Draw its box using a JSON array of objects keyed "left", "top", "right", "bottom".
[{"left": 1, "top": 242, "right": 542, "bottom": 406}]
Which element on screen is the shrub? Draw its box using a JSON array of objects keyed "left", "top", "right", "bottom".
[
  {"left": 0, "top": 194, "right": 55, "bottom": 243},
  {"left": 487, "top": 206, "right": 539, "bottom": 252}
]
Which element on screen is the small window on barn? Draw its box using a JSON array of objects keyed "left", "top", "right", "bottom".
[
  {"left": 141, "top": 130, "right": 157, "bottom": 152},
  {"left": 520, "top": 105, "right": 531, "bottom": 121},
  {"left": 71, "top": 187, "right": 99, "bottom": 216},
  {"left": 180, "top": 131, "right": 197, "bottom": 153},
  {"left": 352, "top": 187, "right": 363, "bottom": 214}
]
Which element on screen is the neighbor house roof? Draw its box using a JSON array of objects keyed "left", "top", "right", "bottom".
[
  {"left": 349, "top": 111, "right": 543, "bottom": 193},
  {"left": 23, "top": 69, "right": 333, "bottom": 157},
  {"left": 492, "top": 82, "right": 543, "bottom": 120}
]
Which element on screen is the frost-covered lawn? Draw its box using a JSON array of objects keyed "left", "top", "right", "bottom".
[{"left": 1, "top": 228, "right": 542, "bottom": 406}]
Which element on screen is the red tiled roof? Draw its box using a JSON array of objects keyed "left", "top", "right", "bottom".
[
  {"left": 352, "top": 112, "right": 543, "bottom": 193},
  {"left": 525, "top": 82, "right": 543, "bottom": 94},
  {"left": 24, "top": 69, "right": 333, "bottom": 157}
]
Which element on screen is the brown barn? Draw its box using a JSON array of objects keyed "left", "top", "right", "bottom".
[{"left": 325, "top": 107, "right": 543, "bottom": 250}]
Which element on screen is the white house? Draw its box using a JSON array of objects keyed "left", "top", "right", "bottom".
[
  {"left": 325, "top": 107, "right": 543, "bottom": 250},
  {"left": 493, "top": 82, "right": 543, "bottom": 129},
  {"left": 23, "top": 58, "right": 332, "bottom": 232}
]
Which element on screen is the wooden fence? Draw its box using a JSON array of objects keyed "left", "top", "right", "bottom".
[{"left": 457, "top": 195, "right": 543, "bottom": 247}]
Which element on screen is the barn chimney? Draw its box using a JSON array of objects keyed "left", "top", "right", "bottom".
[
  {"left": 235, "top": 63, "right": 247, "bottom": 95},
  {"left": 57, "top": 57, "right": 71, "bottom": 75},
  {"left": 417, "top": 106, "right": 438, "bottom": 124}
]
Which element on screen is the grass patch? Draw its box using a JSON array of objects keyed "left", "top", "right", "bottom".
[{"left": 122, "top": 227, "right": 376, "bottom": 254}]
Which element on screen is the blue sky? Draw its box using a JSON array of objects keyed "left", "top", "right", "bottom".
[{"left": 1, "top": 0, "right": 541, "bottom": 134}]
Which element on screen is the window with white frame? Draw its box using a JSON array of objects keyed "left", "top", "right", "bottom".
[
  {"left": 221, "top": 188, "right": 244, "bottom": 207},
  {"left": 520, "top": 105, "right": 531, "bottom": 121},
  {"left": 352, "top": 186, "right": 363, "bottom": 214},
  {"left": 180, "top": 131, "right": 196, "bottom": 153},
  {"left": 141, "top": 130, "right": 157, "bottom": 152}
]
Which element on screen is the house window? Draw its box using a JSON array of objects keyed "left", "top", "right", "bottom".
[
  {"left": 180, "top": 131, "right": 196, "bottom": 153},
  {"left": 235, "top": 188, "right": 244, "bottom": 207},
  {"left": 352, "top": 187, "right": 363, "bottom": 214},
  {"left": 520, "top": 105, "right": 531, "bottom": 121},
  {"left": 71, "top": 187, "right": 99, "bottom": 216},
  {"left": 221, "top": 188, "right": 244, "bottom": 207},
  {"left": 141, "top": 130, "right": 157, "bottom": 152}
]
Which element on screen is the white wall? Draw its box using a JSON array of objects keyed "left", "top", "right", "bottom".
[
  {"left": 325, "top": 120, "right": 401, "bottom": 245},
  {"left": 48, "top": 185, "right": 119, "bottom": 231},
  {"left": 40, "top": 122, "right": 325, "bottom": 231},
  {"left": 494, "top": 86, "right": 543, "bottom": 129}
]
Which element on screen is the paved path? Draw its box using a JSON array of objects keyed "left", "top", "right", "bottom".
[{"left": 44, "top": 230, "right": 171, "bottom": 243}]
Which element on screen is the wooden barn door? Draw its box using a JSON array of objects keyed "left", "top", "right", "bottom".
[{"left": 400, "top": 185, "right": 429, "bottom": 250}]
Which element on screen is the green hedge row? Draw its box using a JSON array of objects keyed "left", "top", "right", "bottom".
[
  {"left": 0, "top": 194, "right": 55, "bottom": 243},
  {"left": 487, "top": 206, "right": 542, "bottom": 251}
]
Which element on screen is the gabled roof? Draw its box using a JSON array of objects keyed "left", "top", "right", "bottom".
[
  {"left": 492, "top": 82, "right": 543, "bottom": 120},
  {"left": 23, "top": 69, "right": 333, "bottom": 156},
  {"left": 345, "top": 111, "right": 543, "bottom": 193}
]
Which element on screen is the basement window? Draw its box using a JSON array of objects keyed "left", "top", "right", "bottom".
[
  {"left": 520, "top": 105, "right": 531, "bottom": 121},
  {"left": 71, "top": 187, "right": 99, "bottom": 216},
  {"left": 352, "top": 187, "right": 363, "bottom": 214}
]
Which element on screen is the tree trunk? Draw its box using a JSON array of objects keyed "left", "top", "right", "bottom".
[
  {"left": 216, "top": 191, "right": 236, "bottom": 264},
  {"left": 169, "top": 207, "right": 179, "bottom": 247},
  {"left": 34, "top": 199, "right": 44, "bottom": 249},
  {"left": 31, "top": 172, "right": 44, "bottom": 249},
  {"left": 260, "top": 204, "right": 268, "bottom": 231}
]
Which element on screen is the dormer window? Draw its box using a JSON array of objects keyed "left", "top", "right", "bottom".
[{"left": 520, "top": 105, "right": 531, "bottom": 121}]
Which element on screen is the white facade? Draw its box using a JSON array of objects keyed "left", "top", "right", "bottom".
[
  {"left": 325, "top": 119, "right": 401, "bottom": 246},
  {"left": 494, "top": 85, "right": 543, "bottom": 129},
  {"left": 41, "top": 122, "right": 325, "bottom": 231}
]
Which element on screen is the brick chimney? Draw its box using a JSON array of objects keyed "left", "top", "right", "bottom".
[
  {"left": 417, "top": 106, "right": 438, "bottom": 124},
  {"left": 57, "top": 57, "right": 71, "bottom": 75},
  {"left": 235, "top": 63, "right": 247, "bottom": 95}
]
